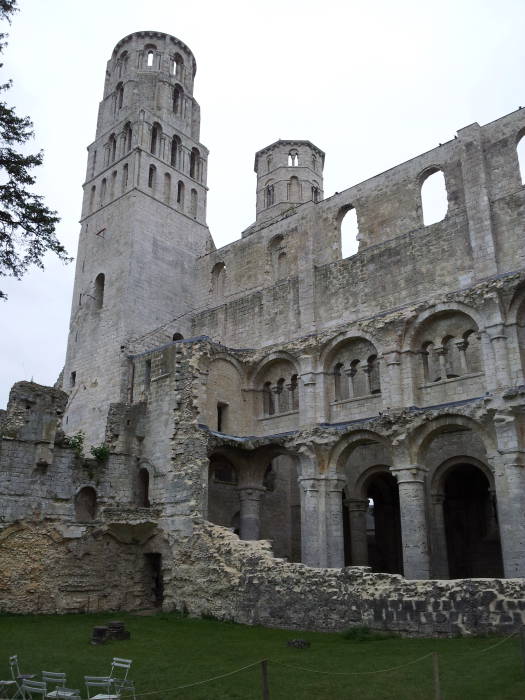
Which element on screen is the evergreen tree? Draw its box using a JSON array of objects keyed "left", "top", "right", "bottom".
[{"left": 0, "top": 0, "right": 69, "bottom": 299}]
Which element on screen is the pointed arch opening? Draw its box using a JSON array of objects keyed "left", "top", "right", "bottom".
[{"left": 339, "top": 205, "right": 359, "bottom": 258}]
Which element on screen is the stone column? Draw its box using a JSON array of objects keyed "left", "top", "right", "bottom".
[
  {"left": 489, "top": 449, "right": 525, "bottom": 577},
  {"left": 430, "top": 493, "right": 449, "bottom": 579},
  {"left": 486, "top": 324, "right": 511, "bottom": 388},
  {"left": 237, "top": 487, "right": 265, "bottom": 541},
  {"left": 382, "top": 350, "right": 402, "bottom": 408},
  {"left": 298, "top": 355, "right": 318, "bottom": 426},
  {"left": 391, "top": 464, "right": 430, "bottom": 579},
  {"left": 298, "top": 477, "right": 323, "bottom": 566},
  {"left": 346, "top": 498, "right": 369, "bottom": 566},
  {"left": 325, "top": 478, "right": 345, "bottom": 568}
]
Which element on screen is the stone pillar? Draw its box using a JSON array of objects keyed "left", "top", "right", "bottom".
[
  {"left": 325, "top": 478, "right": 345, "bottom": 568},
  {"left": 382, "top": 350, "right": 402, "bottom": 408},
  {"left": 298, "top": 477, "right": 323, "bottom": 566},
  {"left": 490, "top": 450, "right": 525, "bottom": 577},
  {"left": 237, "top": 487, "right": 265, "bottom": 541},
  {"left": 391, "top": 464, "right": 430, "bottom": 579},
  {"left": 430, "top": 493, "right": 449, "bottom": 579},
  {"left": 298, "top": 355, "right": 318, "bottom": 426},
  {"left": 346, "top": 498, "right": 369, "bottom": 566},
  {"left": 486, "top": 324, "right": 511, "bottom": 388}
]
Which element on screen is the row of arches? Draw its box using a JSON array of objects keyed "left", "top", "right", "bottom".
[
  {"left": 263, "top": 176, "right": 321, "bottom": 208},
  {"left": 90, "top": 163, "right": 129, "bottom": 210},
  {"left": 206, "top": 413, "right": 505, "bottom": 579},
  {"left": 147, "top": 166, "right": 198, "bottom": 216},
  {"left": 149, "top": 123, "right": 204, "bottom": 181}
]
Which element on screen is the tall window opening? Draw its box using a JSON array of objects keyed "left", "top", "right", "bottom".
[
  {"left": 173, "top": 85, "right": 183, "bottom": 115},
  {"left": 311, "top": 183, "right": 320, "bottom": 202},
  {"left": 171, "top": 135, "right": 181, "bottom": 167},
  {"left": 124, "top": 122, "right": 132, "bottom": 152},
  {"left": 190, "top": 188, "right": 198, "bottom": 218},
  {"left": 116, "top": 82, "right": 124, "bottom": 111},
  {"left": 190, "top": 148, "right": 200, "bottom": 179},
  {"left": 94, "top": 273, "right": 105, "bottom": 309},
  {"left": 137, "top": 468, "right": 150, "bottom": 507},
  {"left": 174, "top": 53, "right": 184, "bottom": 79},
  {"left": 265, "top": 183, "right": 274, "bottom": 208},
  {"left": 148, "top": 164, "right": 156, "bottom": 189},
  {"left": 211, "top": 261, "right": 226, "bottom": 297},
  {"left": 217, "top": 402, "right": 228, "bottom": 432},
  {"left": 288, "top": 175, "right": 301, "bottom": 201},
  {"left": 121, "top": 163, "right": 128, "bottom": 192},
  {"left": 147, "top": 50, "right": 154, "bottom": 67},
  {"left": 75, "top": 487, "right": 97, "bottom": 522},
  {"left": 164, "top": 173, "right": 171, "bottom": 204},
  {"left": 421, "top": 168, "right": 448, "bottom": 225},
  {"left": 150, "top": 123, "right": 161, "bottom": 155},
  {"left": 517, "top": 132, "right": 525, "bottom": 184},
  {"left": 89, "top": 185, "right": 96, "bottom": 212},
  {"left": 339, "top": 205, "right": 359, "bottom": 258},
  {"left": 109, "top": 135, "right": 116, "bottom": 162},
  {"left": 100, "top": 178, "right": 107, "bottom": 206},
  {"left": 91, "top": 149, "right": 97, "bottom": 177},
  {"left": 110, "top": 170, "right": 117, "bottom": 199},
  {"left": 177, "top": 180, "right": 185, "bottom": 207},
  {"left": 288, "top": 150, "right": 299, "bottom": 166}
]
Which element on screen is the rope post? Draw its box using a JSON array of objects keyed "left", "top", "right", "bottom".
[
  {"left": 520, "top": 627, "right": 525, "bottom": 674},
  {"left": 260, "top": 659, "right": 270, "bottom": 700},
  {"left": 432, "top": 652, "right": 441, "bottom": 700}
]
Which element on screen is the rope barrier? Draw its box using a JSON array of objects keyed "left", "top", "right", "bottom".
[
  {"left": 120, "top": 660, "right": 261, "bottom": 697},
  {"left": 269, "top": 652, "right": 434, "bottom": 676},
  {"left": 475, "top": 629, "right": 518, "bottom": 654}
]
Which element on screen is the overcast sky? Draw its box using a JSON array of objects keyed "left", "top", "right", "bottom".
[{"left": 1, "top": 0, "right": 525, "bottom": 409}]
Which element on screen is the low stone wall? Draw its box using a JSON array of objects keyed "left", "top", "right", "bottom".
[{"left": 171, "top": 522, "right": 525, "bottom": 637}]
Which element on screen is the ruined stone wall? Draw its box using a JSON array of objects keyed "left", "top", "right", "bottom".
[{"left": 171, "top": 522, "right": 525, "bottom": 636}]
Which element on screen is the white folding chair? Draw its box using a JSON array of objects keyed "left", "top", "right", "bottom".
[
  {"left": 84, "top": 677, "right": 120, "bottom": 700},
  {"left": 85, "top": 657, "right": 135, "bottom": 700},
  {"left": 20, "top": 680, "right": 46, "bottom": 699},
  {"left": 9, "top": 656, "right": 35, "bottom": 699},
  {"left": 41, "top": 673, "right": 79, "bottom": 700}
]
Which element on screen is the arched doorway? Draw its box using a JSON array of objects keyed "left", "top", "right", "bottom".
[
  {"left": 366, "top": 472, "right": 403, "bottom": 575},
  {"left": 443, "top": 463, "right": 503, "bottom": 578}
]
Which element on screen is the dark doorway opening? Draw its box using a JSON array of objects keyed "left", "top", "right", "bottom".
[
  {"left": 144, "top": 553, "right": 163, "bottom": 607},
  {"left": 444, "top": 463, "right": 503, "bottom": 578},
  {"left": 137, "top": 468, "right": 150, "bottom": 507},
  {"left": 367, "top": 473, "right": 403, "bottom": 574}
]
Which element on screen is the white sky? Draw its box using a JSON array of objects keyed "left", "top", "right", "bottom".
[{"left": 1, "top": 0, "right": 525, "bottom": 409}]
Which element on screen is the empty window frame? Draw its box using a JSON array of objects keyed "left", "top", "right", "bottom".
[
  {"left": 171, "top": 135, "right": 181, "bottom": 167},
  {"left": 190, "top": 148, "right": 200, "bottom": 179},
  {"left": 148, "top": 164, "right": 157, "bottom": 189},
  {"left": 177, "top": 180, "right": 185, "bottom": 207},
  {"left": 150, "top": 123, "right": 161, "bottom": 155},
  {"left": 517, "top": 131, "right": 525, "bottom": 185},
  {"left": 420, "top": 168, "right": 448, "bottom": 226},
  {"left": 94, "top": 273, "right": 105, "bottom": 309},
  {"left": 339, "top": 205, "right": 359, "bottom": 258}
]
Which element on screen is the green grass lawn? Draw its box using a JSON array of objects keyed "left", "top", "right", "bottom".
[{"left": 1, "top": 612, "right": 524, "bottom": 699}]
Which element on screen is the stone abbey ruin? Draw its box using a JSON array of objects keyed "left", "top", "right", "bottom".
[{"left": 1, "top": 30, "right": 525, "bottom": 635}]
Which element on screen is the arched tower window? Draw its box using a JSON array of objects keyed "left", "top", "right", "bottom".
[
  {"left": 177, "top": 180, "right": 185, "bottom": 207},
  {"left": 265, "top": 183, "right": 274, "bottom": 208},
  {"left": 121, "top": 164, "right": 128, "bottom": 192},
  {"left": 171, "top": 135, "right": 181, "bottom": 167},
  {"left": 147, "top": 50, "right": 154, "bottom": 68},
  {"left": 150, "top": 123, "right": 161, "bottom": 155},
  {"left": 190, "top": 148, "right": 200, "bottom": 179},
  {"left": 94, "top": 273, "right": 105, "bottom": 309},
  {"left": 421, "top": 168, "right": 448, "bottom": 225},
  {"left": 173, "top": 85, "right": 183, "bottom": 115},
  {"left": 148, "top": 164, "right": 157, "bottom": 189},
  {"left": 312, "top": 182, "right": 320, "bottom": 203},
  {"left": 75, "top": 487, "right": 97, "bottom": 522},
  {"left": 100, "top": 178, "right": 107, "bottom": 206},
  {"left": 124, "top": 122, "right": 132, "bottom": 152},
  {"left": 174, "top": 53, "right": 184, "bottom": 80},
  {"left": 288, "top": 150, "right": 299, "bottom": 166},
  {"left": 288, "top": 175, "right": 301, "bottom": 201},
  {"left": 290, "top": 374, "right": 299, "bottom": 411},
  {"left": 263, "top": 382, "right": 274, "bottom": 416},
  {"left": 118, "top": 51, "right": 128, "bottom": 78},
  {"left": 164, "top": 173, "right": 171, "bottom": 204},
  {"left": 172, "top": 332, "right": 184, "bottom": 341},
  {"left": 190, "top": 188, "right": 198, "bottom": 218},
  {"left": 109, "top": 134, "right": 116, "bottom": 163},
  {"left": 211, "top": 261, "right": 226, "bottom": 297},
  {"left": 89, "top": 185, "right": 96, "bottom": 212},
  {"left": 116, "top": 82, "right": 124, "bottom": 111}
]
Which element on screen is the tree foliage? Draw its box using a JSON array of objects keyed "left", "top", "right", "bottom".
[{"left": 0, "top": 0, "right": 69, "bottom": 299}]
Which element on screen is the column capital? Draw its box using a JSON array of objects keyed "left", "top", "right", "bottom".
[
  {"left": 390, "top": 464, "right": 428, "bottom": 484},
  {"left": 237, "top": 486, "right": 265, "bottom": 501},
  {"left": 345, "top": 497, "right": 369, "bottom": 512}
]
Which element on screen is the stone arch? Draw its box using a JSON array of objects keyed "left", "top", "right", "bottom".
[
  {"left": 322, "top": 334, "right": 382, "bottom": 404},
  {"left": 328, "top": 429, "right": 391, "bottom": 479},
  {"left": 207, "top": 453, "right": 239, "bottom": 529},
  {"left": 252, "top": 354, "right": 300, "bottom": 418},
  {"left": 337, "top": 203, "right": 360, "bottom": 258},
  {"left": 74, "top": 486, "right": 97, "bottom": 522},
  {"left": 205, "top": 355, "right": 245, "bottom": 433},
  {"left": 412, "top": 414, "right": 496, "bottom": 467},
  {"left": 268, "top": 234, "right": 288, "bottom": 281},
  {"left": 402, "top": 302, "right": 485, "bottom": 352},
  {"left": 211, "top": 261, "right": 226, "bottom": 297},
  {"left": 431, "top": 455, "right": 494, "bottom": 495},
  {"left": 251, "top": 351, "right": 300, "bottom": 387}
]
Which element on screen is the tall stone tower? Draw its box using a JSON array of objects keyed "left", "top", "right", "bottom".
[
  {"left": 62, "top": 31, "right": 213, "bottom": 445},
  {"left": 254, "top": 140, "right": 324, "bottom": 222}
]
